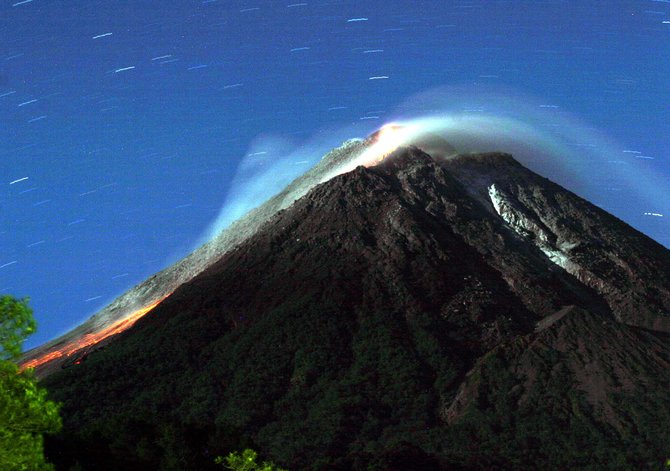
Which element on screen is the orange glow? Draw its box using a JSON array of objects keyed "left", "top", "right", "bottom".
[
  {"left": 20, "top": 296, "right": 168, "bottom": 371},
  {"left": 367, "top": 124, "right": 407, "bottom": 166}
]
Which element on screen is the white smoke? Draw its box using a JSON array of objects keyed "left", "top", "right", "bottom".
[
  {"left": 207, "top": 85, "right": 668, "bottom": 247},
  {"left": 204, "top": 125, "right": 363, "bottom": 241}
]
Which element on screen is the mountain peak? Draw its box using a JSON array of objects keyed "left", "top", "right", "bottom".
[{"left": 36, "top": 137, "right": 670, "bottom": 469}]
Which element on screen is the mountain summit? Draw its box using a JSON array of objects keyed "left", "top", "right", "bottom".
[{"left": 43, "top": 144, "right": 670, "bottom": 470}]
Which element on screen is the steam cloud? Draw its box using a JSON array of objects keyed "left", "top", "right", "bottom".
[{"left": 207, "top": 85, "right": 668, "bottom": 247}]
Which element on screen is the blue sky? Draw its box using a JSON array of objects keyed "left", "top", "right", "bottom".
[{"left": 1, "top": 0, "right": 668, "bottom": 348}]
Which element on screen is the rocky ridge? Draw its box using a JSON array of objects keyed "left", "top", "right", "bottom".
[{"left": 43, "top": 145, "right": 670, "bottom": 470}]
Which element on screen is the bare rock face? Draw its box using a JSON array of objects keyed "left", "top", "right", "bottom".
[
  {"left": 43, "top": 146, "right": 670, "bottom": 470},
  {"left": 441, "top": 151, "right": 670, "bottom": 332}
]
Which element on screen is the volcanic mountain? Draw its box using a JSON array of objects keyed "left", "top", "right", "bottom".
[
  {"left": 21, "top": 137, "right": 373, "bottom": 376},
  {"left": 42, "top": 144, "right": 670, "bottom": 470}
]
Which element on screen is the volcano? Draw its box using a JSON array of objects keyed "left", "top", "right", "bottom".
[{"left": 42, "top": 142, "right": 670, "bottom": 470}]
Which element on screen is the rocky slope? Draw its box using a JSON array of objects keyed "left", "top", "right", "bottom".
[
  {"left": 43, "top": 146, "right": 670, "bottom": 470},
  {"left": 21, "top": 138, "right": 370, "bottom": 377}
]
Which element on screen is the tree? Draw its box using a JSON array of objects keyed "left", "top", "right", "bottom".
[
  {"left": 0, "top": 295, "right": 61, "bottom": 471},
  {"left": 215, "top": 448, "right": 287, "bottom": 471}
]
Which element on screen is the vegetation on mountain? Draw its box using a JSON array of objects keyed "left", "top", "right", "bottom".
[
  {"left": 215, "top": 448, "right": 287, "bottom": 471},
  {"left": 39, "top": 150, "right": 670, "bottom": 470}
]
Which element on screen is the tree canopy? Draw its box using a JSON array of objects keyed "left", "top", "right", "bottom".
[
  {"left": 0, "top": 295, "right": 37, "bottom": 361},
  {"left": 216, "top": 448, "right": 287, "bottom": 471},
  {"left": 0, "top": 295, "right": 61, "bottom": 471}
]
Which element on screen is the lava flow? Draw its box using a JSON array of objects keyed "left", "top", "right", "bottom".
[{"left": 20, "top": 296, "right": 168, "bottom": 371}]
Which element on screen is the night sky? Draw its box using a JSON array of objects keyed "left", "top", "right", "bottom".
[{"left": 1, "top": 0, "right": 668, "bottom": 349}]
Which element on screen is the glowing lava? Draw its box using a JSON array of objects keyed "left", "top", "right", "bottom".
[
  {"left": 366, "top": 123, "right": 412, "bottom": 166},
  {"left": 20, "top": 297, "right": 168, "bottom": 371}
]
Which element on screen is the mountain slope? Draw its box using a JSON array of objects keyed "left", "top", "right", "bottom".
[
  {"left": 21, "top": 139, "right": 370, "bottom": 377},
  {"left": 43, "top": 146, "right": 670, "bottom": 470}
]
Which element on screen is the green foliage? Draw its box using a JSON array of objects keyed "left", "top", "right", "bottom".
[
  {"left": 215, "top": 449, "right": 287, "bottom": 471},
  {"left": 0, "top": 296, "right": 61, "bottom": 470},
  {"left": 0, "top": 295, "right": 37, "bottom": 361}
]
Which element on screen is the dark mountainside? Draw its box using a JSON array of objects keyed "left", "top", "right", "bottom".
[{"left": 43, "top": 147, "right": 670, "bottom": 470}]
